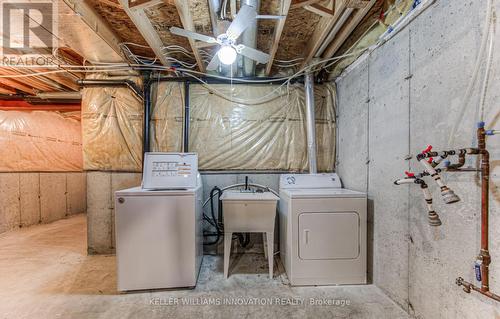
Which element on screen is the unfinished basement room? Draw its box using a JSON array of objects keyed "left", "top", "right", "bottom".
[{"left": 0, "top": 0, "right": 499, "bottom": 318}]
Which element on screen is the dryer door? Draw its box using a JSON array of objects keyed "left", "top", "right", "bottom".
[{"left": 298, "top": 212, "right": 360, "bottom": 260}]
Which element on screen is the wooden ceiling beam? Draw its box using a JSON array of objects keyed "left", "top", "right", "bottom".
[
  {"left": 0, "top": 84, "right": 16, "bottom": 95},
  {"left": 0, "top": 77, "right": 36, "bottom": 94},
  {"left": 265, "top": 0, "right": 293, "bottom": 76},
  {"left": 0, "top": 100, "right": 81, "bottom": 112},
  {"left": 0, "top": 68, "right": 55, "bottom": 92},
  {"left": 173, "top": 0, "right": 205, "bottom": 72},
  {"left": 62, "top": 0, "right": 125, "bottom": 60},
  {"left": 291, "top": 0, "right": 323, "bottom": 9},
  {"left": 322, "top": 0, "right": 376, "bottom": 59},
  {"left": 345, "top": 0, "right": 371, "bottom": 8},
  {"left": 129, "top": 0, "right": 164, "bottom": 10},
  {"left": 118, "top": 0, "right": 170, "bottom": 66},
  {"left": 304, "top": 3, "right": 335, "bottom": 17},
  {"left": 299, "top": 0, "right": 348, "bottom": 69}
]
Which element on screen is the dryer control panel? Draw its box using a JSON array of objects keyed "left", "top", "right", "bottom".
[
  {"left": 142, "top": 152, "right": 198, "bottom": 189},
  {"left": 280, "top": 173, "right": 342, "bottom": 189}
]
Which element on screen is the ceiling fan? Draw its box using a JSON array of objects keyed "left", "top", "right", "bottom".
[{"left": 169, "top": 5, "right": 270, "bottom": 71}]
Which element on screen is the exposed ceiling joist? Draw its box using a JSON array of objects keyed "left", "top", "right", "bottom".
[
  {"left": 290, "top": 0, "right": 323, "bottom": 9},
  {"left": 304, "top": 3, "right": 335, "bottom": 17},
  {"left": 0, "top": 76, "right": 37, "bottom": 94},
  {"left": 265, "top": 0, "right": 293, "bottom": 76},
  {"left": 118, "top": 0, "right": 170, "bottom": 66},
  {"left": 173, "top": 0, "right": 205, "bottom": 72},
  {"left": 299, "top": 0, "right": 348, "bottom": 69},
  {"left": 0, "top": 100, "right": 81, "bottom": 112},
  {"left": 322, "top": 0, "right": 376, "bottom": 59},
  {"left": 345, "top": 0, "right": 371, "bottom": 8},
  {"left": 62, "top": 0, "right": 125, "bottom": 61},
  {"left": 0, "top": 85, "right": 16, "bottom": 95},
  {"left": 129, "top": 0, "right": 164, "bottom": 10},
  {"left": 0, "top": 68, "right": 55, "bottom": 92}
]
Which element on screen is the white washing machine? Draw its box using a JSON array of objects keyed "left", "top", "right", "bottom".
[
  {"left": 279, "top": 173, "right": 367, "bottom": 286},
  {"left": 114, "top": 153, "right": 203, "bottom": 291}
]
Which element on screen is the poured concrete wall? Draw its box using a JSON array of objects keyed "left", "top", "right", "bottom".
[
  {"left": 0, "top": 172, "right": 86, "bottom": 234},
  {"left": 86, "top": 172, "right": 142, "bottom": 255},
  {"left": 336, "top": 0, "right": 500, "bottom": 317},
  {"left": 86, "top": 173, "right": 281, "bottom": 254}
]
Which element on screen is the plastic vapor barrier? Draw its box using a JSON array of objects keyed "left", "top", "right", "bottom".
[
  {"left": 81, "top": 75, "right": 143, "bottom": 172},
  {"left": 0, "top": 110, "right": 82, "bottom": 171},
  {"left": 153, "top": 83, "right": 336, "bottom": 171},
  {"left": 151, "top": 82, "right": 184, "bottom": 153}
]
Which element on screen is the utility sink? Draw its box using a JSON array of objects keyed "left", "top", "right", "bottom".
[
  {"left": 220, "top": 191, "right": 279, "bottom": 232},
  {"left": 220, "top": 190, "right": 280, "bottom": 279}
]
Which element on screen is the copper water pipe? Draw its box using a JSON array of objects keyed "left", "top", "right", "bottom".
[
  {"left": 477, "top": 126, "right": 491, "bottom": 293},
  {"left": 456, "top": 125, "right": 500, "bottom": 302}
]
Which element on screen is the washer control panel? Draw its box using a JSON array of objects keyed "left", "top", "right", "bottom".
[
  {"left": 142, "top": 152, "right": 198, "bottom": 189},
  {"left": 280, "top": 173, "right": 342, "bottom": 189}
]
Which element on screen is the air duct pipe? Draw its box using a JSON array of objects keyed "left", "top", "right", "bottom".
[
  {"left": 304, "top": 73, "right": 317, "bottom": 173},
  {"left": 207, "top": 0, "right": 222, "bottom": 35},
  {"left": 241, "top": 0, "right": 260, "bottom": 77}
]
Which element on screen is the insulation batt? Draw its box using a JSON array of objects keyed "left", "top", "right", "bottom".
[
  {"left": 151, "top": 81, "right": 184, "bottom": 153},
  {"left": 81, "top": 75, "right": 143, "bottom": 172},
  {"left": 153, "top": 82, "right": 337, "bottom": 171},
  {"left": 0, "top": 110, "right": 82, "bottom": 171}
]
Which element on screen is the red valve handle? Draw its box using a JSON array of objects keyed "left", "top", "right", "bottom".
[
  {"left": 428, "top": 158, "right": 434, "bottom": 164},
  {"left": 405, "top": 171, "right": 415, "bottom": 178},
  {"left": 422, "top": 145, "right": 433, "bottom": 154}
]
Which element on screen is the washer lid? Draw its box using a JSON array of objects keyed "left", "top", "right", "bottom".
[
  {"left": 115, "top": 186, "right": 199, "bottom": 196},
  {"left": 282, "top": 188, "right": 366, "bottom": 199}
]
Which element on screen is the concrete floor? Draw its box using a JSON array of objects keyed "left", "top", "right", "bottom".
[{"left": 0, "top": 215, "right": 408, "bottom": 319}]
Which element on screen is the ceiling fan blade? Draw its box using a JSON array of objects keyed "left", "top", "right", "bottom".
[
  {"left": 169, "top": 27, "right": 218, "bottom": 43},
  {"left": 226, "top": 5, "right": 257, "bottom": 40},
  {"left": 236, "top": 45, "right": 270, "bottom": 64},
  {"left": 206, "top": 54, "right": 221, "bottom": 71}
]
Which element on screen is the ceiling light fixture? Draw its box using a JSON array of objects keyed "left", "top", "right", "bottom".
[{"left": 217, "top": 45, "right": 237, "bottom": 65}]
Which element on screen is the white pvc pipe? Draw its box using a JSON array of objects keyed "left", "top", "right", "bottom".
[
  {"left": 418, "top": 159, "right": 446, "bottom": 189},
  {"left": 304, "top": 73, "right": 318, "bottom": 174}
]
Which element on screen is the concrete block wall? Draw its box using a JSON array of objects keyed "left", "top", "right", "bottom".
[
  {"left": 0, "top": 172, "right": 86, "bottom": 234},
  {"left": 336, "top": 0, "right": 500, "bottom": 317}
]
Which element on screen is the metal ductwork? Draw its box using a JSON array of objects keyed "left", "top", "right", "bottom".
[
  {"left": 304, "top": 73, "right": 317, "bottom": 173},
  {"left": 240, "top": 0, "right": 260, "bottom": 77},
  {"left": 207, "top": 0, "right": 223, "bottom": 36}
]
